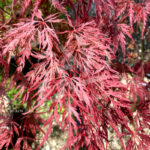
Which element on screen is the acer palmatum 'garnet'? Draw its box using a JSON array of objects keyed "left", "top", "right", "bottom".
[{"left": 0, "top": 0, "right": 150, "bottom": 150}]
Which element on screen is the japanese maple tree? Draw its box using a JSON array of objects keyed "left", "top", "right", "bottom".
[{"left": 0, "top": 0, "right": 150, "bottom": 150}]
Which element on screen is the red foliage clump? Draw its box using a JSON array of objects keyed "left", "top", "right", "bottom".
[{"left": 0, "top": 0, "right": 150, "bottom": 149}]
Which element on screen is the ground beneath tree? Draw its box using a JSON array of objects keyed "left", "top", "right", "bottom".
[
  {"left": 33, "top": 119, "right": 68, "bottom": 150},
  {"left": 43, "top": 122, "right": 68, "bottom": 150}
]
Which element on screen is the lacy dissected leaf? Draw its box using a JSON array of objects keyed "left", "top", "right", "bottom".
[
  {"left": 0, "top": 0, "right": 150, "bottom": 150},
  {"left": 134, "top": 0, "right": 150, "bottom": 38}
]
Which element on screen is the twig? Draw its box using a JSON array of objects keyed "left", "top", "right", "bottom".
[
  {"left": 141, "top": 37, "right": 145, "bottom": 78},
  {"left": 0, "top": 7, "right": 10, "bottom": 15}
]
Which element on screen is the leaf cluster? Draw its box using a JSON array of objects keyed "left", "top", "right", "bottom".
[{"left": 0, "top": 0, "right": 150, "bottom": 150}]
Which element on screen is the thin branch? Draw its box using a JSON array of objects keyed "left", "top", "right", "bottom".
[
  {"left": 0, "top": 7, "right": 11, "bottom": 15},
  {"left": 141, "top": 38, "right": 145, "bottom": 78}
]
